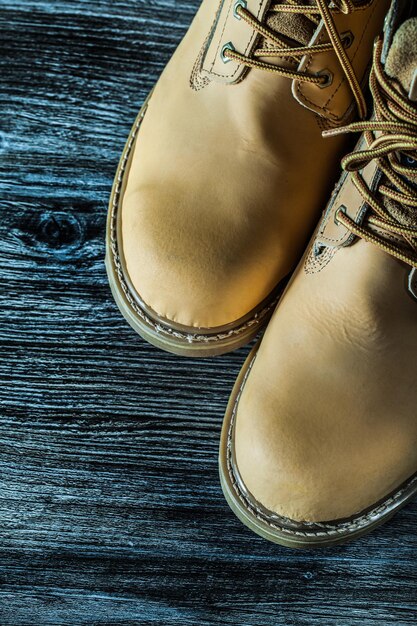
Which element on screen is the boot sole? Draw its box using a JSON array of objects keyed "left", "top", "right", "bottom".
[
  {"left": 105, "top": 94, "right": 284, "bottom": 357},
  {"left": 219, "top": 343, "right": 417, "bottom": 548}
]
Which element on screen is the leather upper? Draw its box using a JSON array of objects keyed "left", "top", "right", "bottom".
[
  {"left": 293, "top": 0, "right": 388, "bottom": 122},
  {"left": 234, "top": 239, "right": 417, "bottom": 522},
  {"left": 120, "top": 0, "right": 389, "bottom": 329},
  {"left": 199, "top": 0, "right": 271, "bottom": 85},
  {"left": 234, "top": 6, "right": 417, "bottom": 522}
]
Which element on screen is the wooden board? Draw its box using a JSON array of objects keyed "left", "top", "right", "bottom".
[{"left": 0, "top": 1, "right": 416, "bottom": 624}]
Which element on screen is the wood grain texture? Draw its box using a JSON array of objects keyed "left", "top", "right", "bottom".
[{"left": 0, "top": 1, "right": 416, "bottom": 624}]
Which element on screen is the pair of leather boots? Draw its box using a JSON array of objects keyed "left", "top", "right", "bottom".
[{"left": 106, "top": 0, "right": 417, "bottom": 548}]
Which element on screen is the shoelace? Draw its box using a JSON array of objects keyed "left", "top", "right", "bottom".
[
  {"left": 224, "top": 0, "right": 367, "bottom": 119},
  {"left": 324, "top": 37, "right": 417, "bottom": 269}
]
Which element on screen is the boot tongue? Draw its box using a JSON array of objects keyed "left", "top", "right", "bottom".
[
  {"left": 262, "top": 0, "right": 317, "bottom": 49},
  {"left": 385, "top": 17, "right": 417, "bottom": 98}
]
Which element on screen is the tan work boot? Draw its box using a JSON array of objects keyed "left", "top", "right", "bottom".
[
  {"left": 220, "top": 0, "right": 417, "bottom": 548},
  {"left": 106, "top": 0, "right": 389, "bottom": 356}
]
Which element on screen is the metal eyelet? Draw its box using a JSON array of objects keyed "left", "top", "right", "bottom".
[
  {"left": 334, "top": 205, "right": 346, "bottom": 225},
  {"left": 233, "top": 0, "right": 247, "bottom": 19},
  {"left": 342, "top": 30, "right": 354, "bottom": 49},
  {"left": 408, "top": 267, "right": 417, "bottom": 301},
  {"left": 221, "top": 42, "right": 235, "bottom": 63},
  {"left": 403, "top": 154, "right": 417, "bottom": 168},
  {"left": 317, "top": 69, "right": 333, "bottom": 88}
]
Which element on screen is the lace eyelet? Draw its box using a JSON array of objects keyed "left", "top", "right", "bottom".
[
  {"left": 342, "top": 31, "right": 354, "bottom": 49},
  {"left": 233, "top": 0, "right": 247, "bottom": 19},
  {"left": 334, "top": 205, "right": 346, "bottom": 225},
  {"left": 317, "top": 69, "right": 333, "bottom": 88},
  {"left": 408, "top": 267, "right": 417, "bottom": 301},
  {"left": 221, "top": 42, "right": 235, "bottom": 63},
  {"left": 402, "top": 154, "right": 417, "bottom": 168}
]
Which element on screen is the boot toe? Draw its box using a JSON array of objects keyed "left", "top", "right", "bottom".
[
  {"left": 120, "top": 188, "right": 283, "bottom": 330},
  {"left": 232, "top": 372, "right": 416, "bottom": 524}
]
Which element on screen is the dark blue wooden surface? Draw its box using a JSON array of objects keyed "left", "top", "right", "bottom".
[{"left": 0, "top": 1, "right": 416, "bottom": 624}]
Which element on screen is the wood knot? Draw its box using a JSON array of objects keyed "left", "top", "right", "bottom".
[
  {"left": 20, "top": 209, "right": 86, "bottom": 259},
  {"left": 38, "top": 211, "right": 84, "bottom": 251}
]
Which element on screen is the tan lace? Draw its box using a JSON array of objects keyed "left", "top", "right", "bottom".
[
  {"left": 224, "top": 0, "right": 367, "bottom": 118},
  {"left": 324, "top": 37, "right": 417, "bottom": 269}
]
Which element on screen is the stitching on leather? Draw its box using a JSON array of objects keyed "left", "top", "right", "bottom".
[
  {"left": 190, "top": 0, "right": 224, "bottom": 91},
  {"left": 295, "top": 0, "right": 375, "bottom": 121},
  {"left": 319, "top": 173, "right": 357, "bottom": 244},
  {"left": 319, "top": 162, "right": 379, "bottom": 245},
  {"left": 304, "top": 244, "right": 336, "bottom": 273},
  {"left": 311, "top": 171, "right": 348, "bottom": 245},
  {"left": 295, "top": 1, "right": 372, "bottom": 118},
  {"left": 208, "top": 0, "right": 268, "bottom": 80},
  {"left": 226, "top": 354, "right": 417, "bottom": 538},
  {"left": 323, "top": 0, "right": 377, "bottom": 110},
  {"left": 109, "top": 104, "right": 280, "bottom": 345},
  {"left": 295, "top": 27, "right": 332, "bottom": 117},
  {"left": 317, "top": 141, "right": 369, "bottom": 246},
  {"left": 210, "top": 0, "right": 235, "bottom": 73}
]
